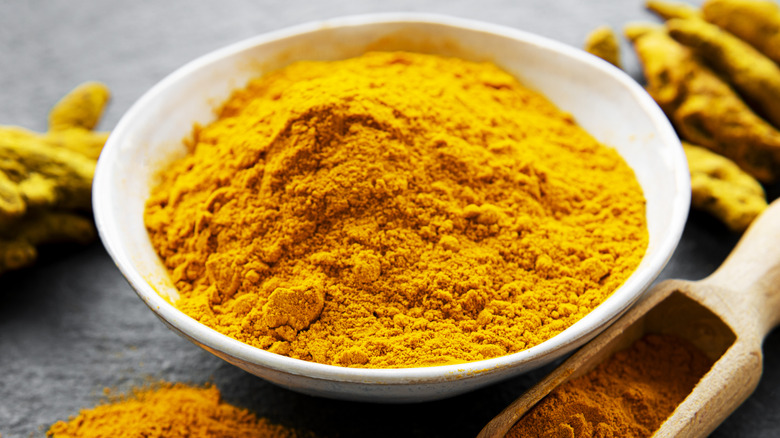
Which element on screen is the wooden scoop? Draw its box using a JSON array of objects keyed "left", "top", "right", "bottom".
[{"left": 479, "top": 198, "right": 780, "bottom": 438}]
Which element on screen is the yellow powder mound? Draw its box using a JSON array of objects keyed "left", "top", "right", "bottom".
[
  {"left": 47, "top": 383, "right": 304, "bottom": 438},
  {"left": 145, "top": 51, "right": 648, "bottom": 368}
]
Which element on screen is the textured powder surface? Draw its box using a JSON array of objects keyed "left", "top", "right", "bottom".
[
  {"left": 4, "top": 3, "right": 779, "bottom": 437},
  {"left": 47, "top": 383, "right": 304, "bottom": 438},
  {"left": 144, "top": 51, "right": 648, "bottom": 368},
  {"left": 508, "top": 334, "right": 714, "bottom": 438}
]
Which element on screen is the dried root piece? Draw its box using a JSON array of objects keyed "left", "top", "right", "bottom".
[
  {"left": 0, "top": 170, "right": 25, "bottom": 219},
  {"left": 0, "top": 82, "right": 110, "bottom": 275},
  {"left": 703, "top": 0, "right": 780, "bottom": 66},
  {"left": 584, "top": 26, "right": 622, "bottom": 68},
  {"left": 48, "top": 82, "right": 111, "bottom": 132},
  {"left": 0, "top": 133, "right": 96, "bottom": 221},
  {"left": 626, "top": 24, "right": 780, "bottom": 182},
  {"left": 623, "top": 22, "right": 663, "bottom": 42},
  {"left": 646, "top": 0, "right": 702, "bottom": 20},
  {"left": 0, "top": 82, "right": 109, "bottom": 222},
  {"left": 684, "top": 142, "right": 767, "bottom": 232},
  {"left": 668, "top": 18, "right": 780, "bottom": 128},
  {"left": 0, "top": 211, "right": 96, "bottom": 274}
]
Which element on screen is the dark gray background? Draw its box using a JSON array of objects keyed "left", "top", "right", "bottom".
[{"left": 2, "top": 1, "right": 779, "bottom": 437}]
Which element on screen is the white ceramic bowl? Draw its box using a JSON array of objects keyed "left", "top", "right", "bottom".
[{"left": 94, "top": 13, "right": 690, "bottom": 403}]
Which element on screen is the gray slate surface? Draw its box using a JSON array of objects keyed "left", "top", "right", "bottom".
[{"left": 2, "top": 0, "right": 779, "bottom": 437}]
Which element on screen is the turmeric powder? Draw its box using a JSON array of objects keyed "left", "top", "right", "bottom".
[
  {"left": 507, "top": 333, "right": 713, "bottom": 437},
  {"left": 47, "top": 382, "right": 306, "bottom": 438},
  {"left": 145, "top": 52, "right": 648, "bottom": 368}
]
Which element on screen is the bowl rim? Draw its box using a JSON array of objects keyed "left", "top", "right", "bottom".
[{"left": 94, "top": 12, "right": 690, "bottom": 384}]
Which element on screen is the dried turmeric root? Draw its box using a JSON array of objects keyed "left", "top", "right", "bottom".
[
  {"left": 0, "top": 82, "right": 110, "bottom": 275},
  {"left": 49, "top": 81, "right": 111, "bottom": 133},
  {"left": 625, "top": 23, "right": 780, "bottom": 183},
  {"left": 667, "top": 18, "right": 780, "bottom": 129},
  {"left": 684, "top": 142, "right": 767, "bottom": 232},
  {"left": 0, "top": 212, "right": 96, "bottom": 274},
  {"left": 703, "top": 0, "right": 780, "bottom": 66},
  {"left": 646, "top": 0, "right": 702, "bottom": 20},
  {"left": 584, "top": 26, "right": 622, "bottom": 68},
  {"left": 47, "top": 81, "right": 111, "bottom": 159},
  {"left": 0, "top": 137, "right": 97, "bottom": 221}
]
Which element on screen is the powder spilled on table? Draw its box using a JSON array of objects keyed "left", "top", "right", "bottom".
[
  {"left": 144, "top": 51, "right": 648, "bottom": 368},
  {"left": 47, "top": 382, "right": 307, "bottom": 438}
]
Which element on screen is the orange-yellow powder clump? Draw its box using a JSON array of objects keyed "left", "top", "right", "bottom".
[
  {"left": 47, "top": 383, "right": 305, "bottom": 438},
  {"left": 507, "top": 333, "right": 713, "bottom": 437},
  {"left": 144, "top": 51, "right": 648, "bottom": 368}
]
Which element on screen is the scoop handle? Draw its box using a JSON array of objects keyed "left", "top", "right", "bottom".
[{"left": 702, "top": 198, "right": 780, "bottom": 337}]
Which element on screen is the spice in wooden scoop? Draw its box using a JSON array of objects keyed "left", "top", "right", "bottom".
[{"left": 507, "top": 333, "right": 713, "bottom": 438}]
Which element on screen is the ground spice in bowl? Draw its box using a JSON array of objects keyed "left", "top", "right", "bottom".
[
  {"left": 47, "top": 382, "right": 306, "bottom": 438},
  {"left": 144, "top": 51, "right": 648, "bottom": 368},
  {"left": 507, "top": 333, "right": 713, "bottom": 437}
]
